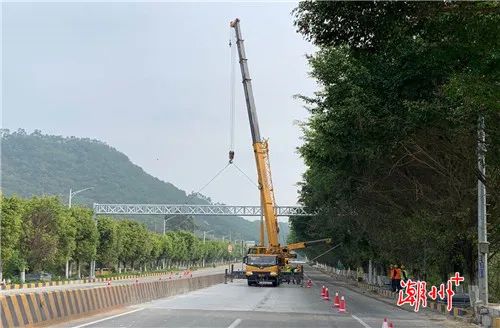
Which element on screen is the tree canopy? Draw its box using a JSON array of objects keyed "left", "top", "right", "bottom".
[
  {"left": 1, "top": 195, "right": 243, "bottom": 281},
  {"left": 291, "top": 1, "right": 499, "bottom": 300}
]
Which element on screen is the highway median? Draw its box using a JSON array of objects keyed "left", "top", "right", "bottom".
[{"left": 0, "top": 273, "right": 224, "bottom": 327}]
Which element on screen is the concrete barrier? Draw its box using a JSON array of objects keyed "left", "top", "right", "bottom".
[
  {"left": 0, "top": 270, "right": 195, "bottom": 291},
  {"left": 0, "top": 273, "right": 224, "bottom": 327}
]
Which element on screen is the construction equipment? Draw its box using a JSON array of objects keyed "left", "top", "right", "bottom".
[
  {"left": 229, "top": 18, "right": 331, "bottom": 287},
  {"left": 229, "top": 18, "right": 284, "bottom": 287}
]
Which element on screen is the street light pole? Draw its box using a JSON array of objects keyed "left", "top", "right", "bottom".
[
  {"left": 163, "top": 215, "right": 178, "bottom": 235},
  {"left": 202, "top": 230, "right": 214, "bottom": 267},
  {"left": 68, "top": 187, "right": 94, "bottom": 208},
  {"left": 203, "top": 230, "right": 214, "bottom": 244},
  {"left": 67, "top": 186, "right": 93, "bottom": 279}
]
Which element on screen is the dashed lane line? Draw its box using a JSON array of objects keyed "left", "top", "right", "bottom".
[
  {"left": 227, "top": 318, "right": 242, "bottom": 328},
  {"left": 351, "top": 315, "right": 372, "bottom": 328},
  {"left": 70, "top": 308, "right": 145, "bottom": 328}
]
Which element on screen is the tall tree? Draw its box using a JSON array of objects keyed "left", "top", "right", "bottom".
[
  {"left": 71, "top": 207, "right": 98, "bottom": 278},
  {"left": 0, "top": 195, "right": 25, "bottom": 280},
  {"left": 292, "top": 1, "right": 499, "bottom": 288}
]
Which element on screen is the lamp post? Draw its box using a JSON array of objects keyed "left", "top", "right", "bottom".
[
  {"left": 67, "top": 187, "right": 93, "bottom": 279},
  {"left": 202, "top": 230, "right": 214, "bottom": 268},
  {"left": 203, "top": 230, "right": 214, "bottom": 244},
  {"left": 68, "top": 187, "right": 94, "bottom": 208},
  {"left": 163, "top": 215, "right": 179, "bottom": 235}
]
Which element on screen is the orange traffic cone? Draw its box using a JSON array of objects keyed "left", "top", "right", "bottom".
[
  {"left": 323, "top": 288, "right": 330, "bottom": 300},
  {"left": 338, "top": 296, "right": 346, "bottom": 313},
  {"left": 306, "top": 279, "right": 312, "bottom": 288},
  {"left": 321, "top": 285, "right": 326, "bottom": 298},
  {"left": 381, "top": 318, "right": 389, "bottom": 328},
  {"left": 333, "top": 292, "right": 340, "bottom": 307}
]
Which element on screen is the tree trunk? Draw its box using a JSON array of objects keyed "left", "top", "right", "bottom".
[
  {"left": 65, "top": 259, "right": 70, "bottom": 279},
  {"left": 20, "top": 267, "right": 26, "bottom": 283},
  {"left": 77, "top": 259, "right": 81, "bottom": 279}
]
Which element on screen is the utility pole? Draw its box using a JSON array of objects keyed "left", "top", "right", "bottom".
[{"left": 477, "top": 116, "right": 489, "bottom": 305}]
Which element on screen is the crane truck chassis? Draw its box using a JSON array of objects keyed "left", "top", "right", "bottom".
[{"left": 225, "top": 254, "right": 303, "bottom": 287}]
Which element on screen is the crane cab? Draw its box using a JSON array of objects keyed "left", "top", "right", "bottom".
[{"left": 243, "top": 254, "right": 281, "bottom": 287}]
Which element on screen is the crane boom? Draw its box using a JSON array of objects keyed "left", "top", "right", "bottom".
[
  {"left": 230, "top": 18, "right": 280, "bottom": 250},
  {"left": 286, "top": 238, "right": 332, "bottom": 251}
]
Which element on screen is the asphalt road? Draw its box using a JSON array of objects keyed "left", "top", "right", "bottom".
[
  {"left": 60, "top": 267, "right": 475, "bottom": 328},
  {"left": 0, "top": 265, "right": 234, "bottom": 296}
]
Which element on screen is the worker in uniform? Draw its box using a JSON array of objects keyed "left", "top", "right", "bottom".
[
  {"left": 389, "top": 264, "right": 396, "bottom": 292},
  {"left": 400, "top": 265, "right": 408, "bottom": 282},
  {"left": 290, "top": 265, "right": 296, "bottom": 284},
  {"left": 295, "top": 265, "right": 303, "bottom": 285},
  {"left": 284, "top": 263, "right": 292, "bottom": 284},
  {"left": 393, "top": 265, "right": 402, "bottom": 292}
]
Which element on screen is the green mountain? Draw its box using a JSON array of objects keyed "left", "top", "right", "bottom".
[{"left": 0, "top": 129, "right": 289, "bottom": 242}]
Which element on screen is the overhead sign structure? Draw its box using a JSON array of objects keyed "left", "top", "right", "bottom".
[{"left": 93, "top": 204, "right": 314, "bottom": 217}]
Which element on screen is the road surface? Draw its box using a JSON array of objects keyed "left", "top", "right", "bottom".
[
  {"left": 59, "top": 267, "right": 474, "bottom": 328},
  {"left": 0, "top": 264, "right": 234, "bottom": 296}
]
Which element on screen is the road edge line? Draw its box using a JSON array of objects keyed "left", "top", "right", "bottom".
[{"left": 70, "top": 307, "right": 144, "bottom": 328}]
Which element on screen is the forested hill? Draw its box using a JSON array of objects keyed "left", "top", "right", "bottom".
[
  {"left": 0, "top": 129, "right": 289, "bottom": 241},
  {"left": 1, "top": 129, "right": 186, "bottom": 204}
]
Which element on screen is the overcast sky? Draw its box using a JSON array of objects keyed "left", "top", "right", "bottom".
[{"left": 2, "top": 2, "right": 317, "bottom": 210}]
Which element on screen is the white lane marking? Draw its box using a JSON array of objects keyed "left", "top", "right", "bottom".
[
  {"left": 351, "top": 315, "right": 372, "bottom": 328},
  {"left": 71, "top": 308, "right": 145, "bottom": 328},
  {"left": 227, "top": 318, "right": 242, "bottom": 328}
]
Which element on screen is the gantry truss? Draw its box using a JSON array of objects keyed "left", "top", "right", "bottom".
[{"left": 93, "top": 203, "right": 314, "bottom": 217}]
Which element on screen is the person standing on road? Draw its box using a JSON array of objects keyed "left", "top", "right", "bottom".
[
  {"left": 400, "top": 265, "right": 408, "bottom": 282},
  {"left": 393, "top": 265, "right": 402, "bottom": 292},
  {"left": 390, "top": 264, "right": 396, "bottom": 292}
]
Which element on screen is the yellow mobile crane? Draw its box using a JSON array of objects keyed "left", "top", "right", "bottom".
[
  {"left": 230, "top": 18, "right": 282, "bottom": 286},
  {"left": 229, "top": 18, "right": 331, "bottom": 287}
]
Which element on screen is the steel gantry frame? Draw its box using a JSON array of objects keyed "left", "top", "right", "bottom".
[{"left": 93, "top": 203, "right": 314, "bottom": 217}]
